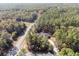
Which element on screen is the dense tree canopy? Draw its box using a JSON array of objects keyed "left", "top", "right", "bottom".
[
  {"left": 1, "top": 5, "right": 79, "bottom": 56},
  {"left": 0, "top": 8, "right": 40, "bottom": 55},
  {"left": 27, "top": 30, "right": 54, "bottom": 53},
  {"left": 33, "top": 6, "right": 79, "bottom": 56}
]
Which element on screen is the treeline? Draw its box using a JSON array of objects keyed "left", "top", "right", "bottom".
[{"left": 16, "top": 13, "right": 37, "bottom": 23}]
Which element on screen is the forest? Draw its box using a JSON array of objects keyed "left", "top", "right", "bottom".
[
  {"left": 0, "top": 8, "right": 39, "bottom": 55},
  {"left": 27, "top": 6, "right": 79, "bottom": 56},
  {"left": 0, "top": 4, "right": 79, "bottom": 56}
]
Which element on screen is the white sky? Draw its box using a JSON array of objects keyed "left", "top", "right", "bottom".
[{"left": 0, "top": 0, "right": 79, "bottom": 3}]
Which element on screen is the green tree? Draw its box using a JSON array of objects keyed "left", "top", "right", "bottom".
[{"left": 59, "top": 48, "right": 75, "bottom": 56}]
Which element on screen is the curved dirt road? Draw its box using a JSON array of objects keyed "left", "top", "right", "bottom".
[{"left": 48, "top": 37, "right": 59, "bottom": 56}]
